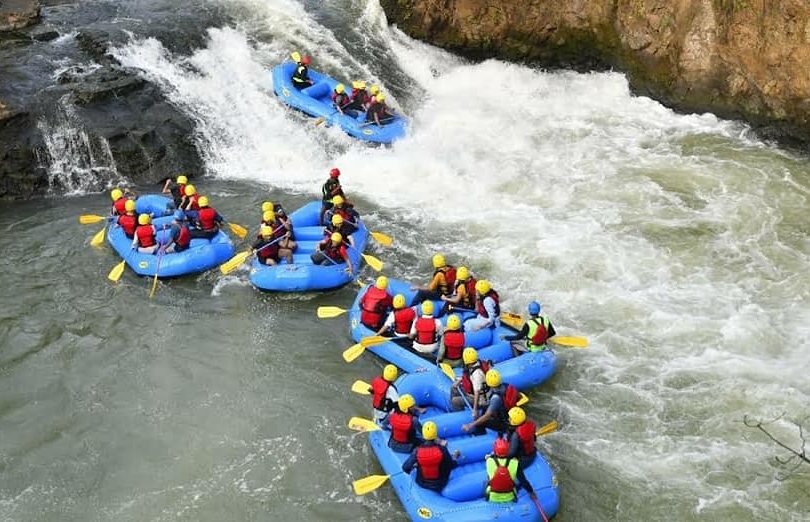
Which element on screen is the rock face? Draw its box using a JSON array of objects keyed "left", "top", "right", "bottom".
[
  {"left": 0, "top": 0, "right": 40, "bottom": 32},
  {"left": 0, "top": 26, "right": 203, "bottom": 199},
  {"left": 380, "top": 0, "right": 810, "bottom": 145}
]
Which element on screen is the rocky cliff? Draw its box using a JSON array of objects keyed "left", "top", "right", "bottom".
[{"left": 380, "top": 0, "right": 810, "bottom": 146}]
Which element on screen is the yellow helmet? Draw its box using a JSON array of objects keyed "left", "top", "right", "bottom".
[
  {"left": 331, "top": 214, "right": 343, "bottom": 226},
  {"left": 446, "top": 314, "right": 461, "bottom": 331},
  {"left": 198, "top": 196, "right": 209, "bottom": 208},
  {"left": 432, "top": 253, "right": 445, "bottom": 268},
  {"left": 421, "top": 301, "right": 434, "bottom": 316},
  {"left": 485, "top": 369, "right": 502, "bottom": 388},
  {"left": 383, "top": 364, "right": 398, "bottom": 382},
  {"left": 124, "top": 199, "right": 136, "bottom": 212},
  {"left": 475, "top": 279, "right": 491, "bottom": 295},
  {"left": 462, "top": 347, "right": 478, "bottom": 365},
  {"left": 138, "top": 214, "right": 151, "bottom": 226},
  {"left": 177, "top": 175, "right": 188, "bottom": 184},
  {"left": 370, "top": 85, "right": 380, "bottom": 95},
  {"left": 393, "top": 294, "right": 406, "bottom": 309},
  {"left": 456, "top": 266, "right": 470, "bottom": 281},
  {"left": 375, "top": 276, "right": 388, "bottom": 290},
  {"left": 351, "top": 80, "right": 367, "bottom": 89},
  {"left": 335, "top": 83, "right": 345, "bottom": 94},
  {"left": 332, "top": 195, "right": 344, "bottom": 206},
  {"left": 261, "top": 201, "right": 274, "bottom": 212},
  {"left": 422, "top": 421, "right": 438, "bottom": 441},
  {"left": 260, "top": 225, "right": 273, "bottom": 237},
  {"left": 376, "top": 93, "right": 385, "bottom": 102},
  {"left": 263, "top": 210, "right": 275, "bottom": 223},
  {"left": 111, "top": 188, "right": 123, "bottom": 201},
  {"left": 185, "top": 184, "right": 196, "bottom": 196},
  {"left": 508, "top": 407, "right": 526, "bottom": 427},
  {"left": 330, "top": 232, "right": 342, "bottom": 244},
  {"left": 398, "top": 394, "right": 415, "bottom": 412}
]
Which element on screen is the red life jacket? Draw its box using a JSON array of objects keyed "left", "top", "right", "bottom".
[
  {"left": 460, "top": 360, "right": 490, "bottom": 394},
  {"left": 370, "top": 376, "right": 394, "bottom": 411},
  {"left": 113, "top": 197, "right": 127, "bottom": 215},
  {"left": 187, "top": 193, "right": 200, "bottom": 210},
  {"left": 388, "top": 411, "right": 413, "bottom": 443},
  {"left": 393, "top": 307, "right": 416, "bottom": 335},
  {"left": 465, "top": 277, "right": 478, "bottom": 308},
  {"left": 332, "top": 91, "right": 349, "bottom": 108},
  {"left": 135, "top": 224, "right": 156, "bottom": 247},
  {"left": 176, "top": 224, "right": 191, "bottom": 248},
  {"left": 361, "top": 287, "right": 390, "bottom": 328},
  {"left": 434, "top": 266, "right": 456, "bottom": 296},
  {"left": 416, "top": 444, "right": 443, "bottom": 480},
  {"left": 414, "top": 317, "right": 438, "bottom": 344},
  {"left": 443, "top": 330, "right": 465, "bottom": 360},
  {"left": 324, "top": 241, "right": 346, "bottom": 262},
  {"left": 197, "top": 207, "right": 217, "bottom": 230},
  {"left": 488, "top": 458, "right": 516, "bottom": 494},
  {"left": 530, "top": 318, "right": 549, "bottom": 346},
  {"left": 515, "top": 421, "right": 537, "bottom": 457},
  {"left": 256, "top": 237, "right": 279, "bottom": 260},
  {"left": 118, "top": 214, "right": 137, "bottom": 237},
  {"left": 476, "top": 290, "right": 500, "bottom": 318}
]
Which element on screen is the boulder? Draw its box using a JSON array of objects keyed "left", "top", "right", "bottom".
[{"left": 0, "top": 0, "right": 40, "bottom": 32}]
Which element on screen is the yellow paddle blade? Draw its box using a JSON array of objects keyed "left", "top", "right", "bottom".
[
  {"left": 219, "top": 250, "right": 252, "bottom": 275},
  {"left": 356, "top": 278, "right": 367, "bottom": 287},
  {"left": 314, "top": 116, "right": 327, "bottom": 126},
  {"left": 107, "top": 259, "right": 127, "bottom": 282},
  {"left": 342, "top": 343, "right": 366, "bottom": 363},
  {"left": 352, "top": 474, "right": 390, "bottom": 496},
  {"left": 90, "top": 226, "right": 106, "bottom": 246},
  {"left": 369, "top": 231, "right": 393, "bottom": 247},
  {"left": 501, "top": 311, "right": 524, "bottom": 330},
  {"left": 351, "top": 380, "right": 371, "bottom": 395},
  {"left": 439, "top": 363, "right": 455, "bottom": 380},
  {"left": 536, "top": 420, "right": 559, "bottom": 436},
  {"left": 317, "top": 306, "right": 348, "bottom": 319},
  {"left": 517, "top": 393, "right": 529, "bottom": 407},
  {"left": 290, "top": 50, "right": 301, "bottom": 62},
  {"left": 348, "top": 416, "right": 381, "bottom": 432},
  {"left": 551, "top": 336, "right": 589, "bottom": 348},
  {"left": 79, "top": 214, "right": 106, "bottom": 224},
  {"left": 361, "top": 253, "right": 384, "bottom": 272},
  {"left": 228, "top": 222, "right": 248, "bottom": 239},
  {"left": 360, "top": 335, "right": 389, "bottom": 348}
]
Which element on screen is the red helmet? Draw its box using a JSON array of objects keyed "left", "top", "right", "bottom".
[
  {"left": 493, "top": 437, "right": 509, "bottom": 457},
  {"left": 330, "top": 168, "right": 340, "bottom": 178},
  {"left": 301, "top": 56, "right": 311, "bottom": 65}
]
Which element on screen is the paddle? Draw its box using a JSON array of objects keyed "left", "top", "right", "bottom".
[
  {"left": 535, "top": 420, "right": 558, "bottom": 436},
  {"left": 317, "top": 306, "right": 348, "bottom": 319},
  {"left": 225, "top": 221, "right": 248, "bottom": 239},
  {"left": 219, "top": 235, "right": 284, "bottom": 275},
  {"left": 369, "top": 231, "right": 393, "bottom": 247},
  {"left": 108, "top": 248, "right": 137, "bottom": 283},
  {"left": 351, "top": 380, "right": 371, "bottom": 395},
  {"left": 452, "top": 307, "right": 589, "bottom": 348},
  {"left": 290, "top": 50, "right": 301, "bottom": 63},
  {"left": 90, "top": 223, "right": 108, "bottom": 246},
  {"left": 439, "top": 362, "right": 456, "bottom": 380},
  {"left": 342, "top": 335, "right": 390, "bottom": 363},
  {"left": 348, "top": 416, "right": 381, "bottom": 432},
  {"left": 79, "top": 214, "right": 107, "bottom": 224},
  {"left": 352, "top": 472, "right": 404, "bottom": 496},
  {"left": 550, "top": 336, "right": 589, "bottom": 348},
  {"left": 149, "top": 228, "right": 166, "bottom": 298}
]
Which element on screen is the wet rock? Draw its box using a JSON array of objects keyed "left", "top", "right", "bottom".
[
  {"left": 0, "top": 109, "right": 48, "bottom": 199},
  {"left": 380, "top": 0, "right": 810, "bottom": 146},
  {"left": 31, "top": 29, "right": 58, "bottom": 41},
  {"left": 0, "top": 0, "right": 40, "bottom": 32}
]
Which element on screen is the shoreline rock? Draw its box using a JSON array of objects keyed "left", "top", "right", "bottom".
[
  {"left": 379, "top": 0, "right": 810, "bottom": 148},
  {"left": 0, "top": 0, "right": 40, "bottom": 32}
]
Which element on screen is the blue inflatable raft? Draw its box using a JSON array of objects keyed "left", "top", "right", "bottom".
[
  {"left": 359, "top": 370, "right": 559, "bottom": 522},
  {"left": 107, "top": 194, "right": 235, "bottom": 278},
  {"left": 271, "top": 61, "right": 407, "bottom": 144},
  {"left": 348, "top": 278, "right": 557, "bottom": 389},
  {"left": 248, "top": 201, "right": 370, "bottom": 292}
]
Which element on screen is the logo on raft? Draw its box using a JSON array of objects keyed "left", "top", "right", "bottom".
[
  {"left": 363, "top": 129, "right": 372, "bottom": 135},
  {"left": 282, "top": 87, "right": 290, "bottom": 97},
  {"left": 351, "top": 318, "right": 358, "bottom": 329},
  {"left": 417, "top": 507, "right": 432, "bottom": 519},
  {"left": 138, "top": 261, "right": 148, "bottom": 268}
]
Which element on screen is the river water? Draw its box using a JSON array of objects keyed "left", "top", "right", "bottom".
[{"left": 2, "top": 1, "right": 809, "bottom": 521}]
